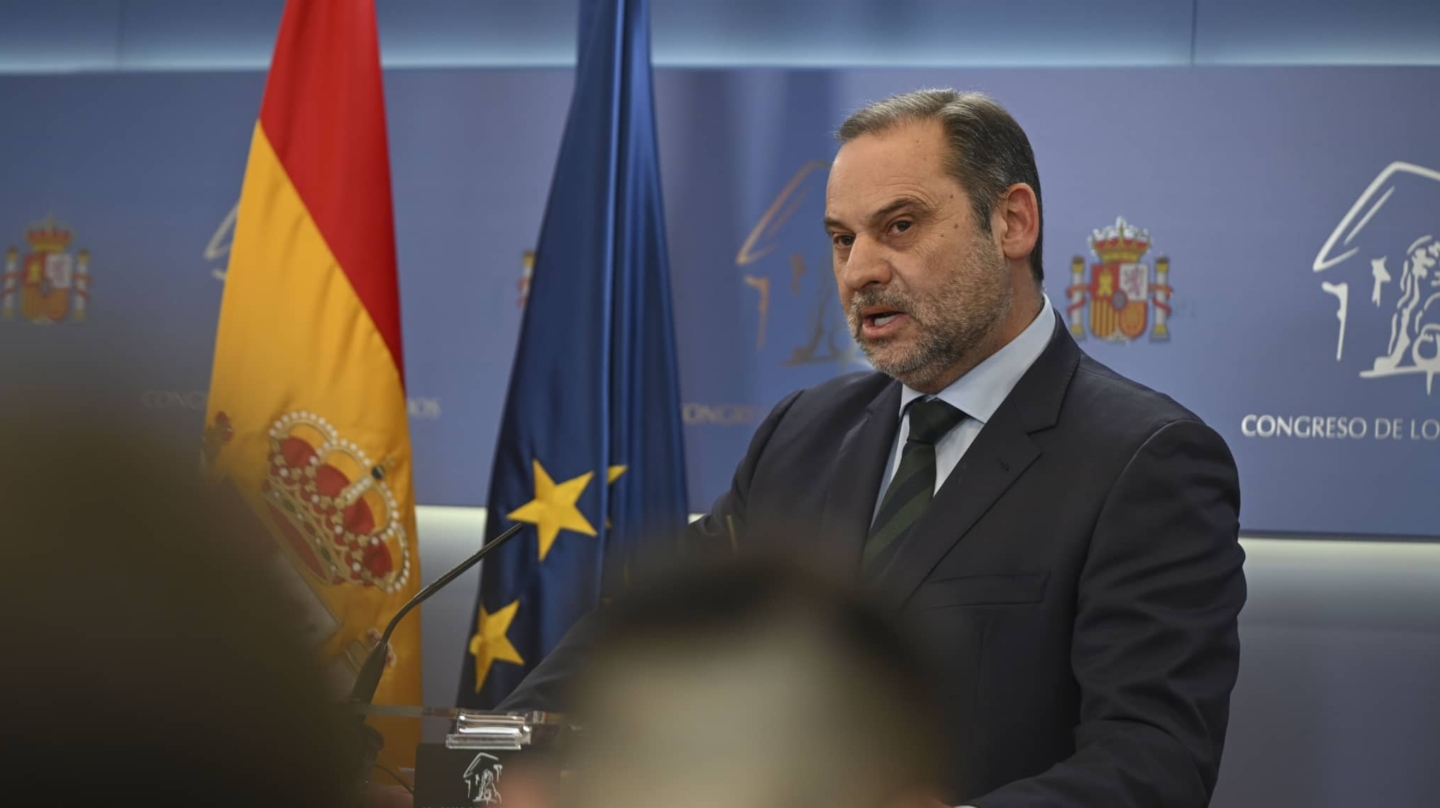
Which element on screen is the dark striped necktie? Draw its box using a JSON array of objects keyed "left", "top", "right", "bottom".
[{"left": 863, "top": 397, "right": 967, "bottom": 568}]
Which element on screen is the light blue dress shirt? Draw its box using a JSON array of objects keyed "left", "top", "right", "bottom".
[{"left": 874, "top": 296, "right": 1055, "bottom": 520}]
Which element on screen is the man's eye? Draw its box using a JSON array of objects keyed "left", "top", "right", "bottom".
[
  {"left": 832, "top": 234, "right": 854, "bottom": 248},
  {"left": 890, "top": 220, "right": 912, "bottom": 234}
]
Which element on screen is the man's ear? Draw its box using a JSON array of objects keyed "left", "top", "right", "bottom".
[{"left": 994, "top": 183, "right": 1039, "bottom": 262}]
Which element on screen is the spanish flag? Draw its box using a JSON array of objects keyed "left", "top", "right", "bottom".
[{"left": 204, "top": 0, "right": 421, "bottom": 764}]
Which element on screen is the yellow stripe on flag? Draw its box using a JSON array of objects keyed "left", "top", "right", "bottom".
[{"left": 207, "top": 123, "right": 421, "bottom": 722}]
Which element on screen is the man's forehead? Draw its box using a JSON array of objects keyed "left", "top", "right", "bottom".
[
  {"left": 826, "top": 124, "right": 956, "bottom": 222},
  {"left": 831, "top": 120, "right": 946, "bottom": 179}
]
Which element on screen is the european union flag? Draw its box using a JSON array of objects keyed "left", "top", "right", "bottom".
[{"left": 457, "top": 0, "right": 688, "bottom": 709}]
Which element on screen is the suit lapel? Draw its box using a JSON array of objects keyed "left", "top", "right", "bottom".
[
  {"left": 818, "top": 380, "right": 903, "bottom": 565},
  {"left": 875, "top": 314, "right": 1082, "bottom": 609}
]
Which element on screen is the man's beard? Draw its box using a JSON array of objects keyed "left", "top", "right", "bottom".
[{"left": 846, "top": 248, "right": 1012, "bottom": 391}]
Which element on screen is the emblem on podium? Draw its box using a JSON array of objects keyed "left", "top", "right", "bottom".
[{"left": 462, "top": 752, "right": 504, "bottom": 805}]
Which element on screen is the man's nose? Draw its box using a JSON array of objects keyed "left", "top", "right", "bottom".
[{"left": 838, "top": 235, "right": 894, "bottom": 291}]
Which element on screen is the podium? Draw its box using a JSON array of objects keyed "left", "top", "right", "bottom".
[{"left": 356, "top": 706, "right": 575, "bottom": 807}]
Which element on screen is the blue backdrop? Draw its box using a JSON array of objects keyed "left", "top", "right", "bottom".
[{"left": 2, "top": 67, "right": 1437, "bottom": 536}]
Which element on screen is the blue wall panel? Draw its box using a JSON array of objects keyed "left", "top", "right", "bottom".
[
  {"left": 2, "top": 0, "right": 1438, "bottom": 71},
  {"left": 0, "top": 0, "right": 123, "bottom": 73},
  {"left": 117, "top": 0, "right": 286, "bottom": 70},
  {"left": 647, "top": 0, "right": 1196, "bottom": 67},
  {"left": 1197, "top": 0, "right": 1440, "bottom": 65}
]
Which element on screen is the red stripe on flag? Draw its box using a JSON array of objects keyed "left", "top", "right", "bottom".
[{"left": 258, "top": 0, "right": 405, "bottom": 381}]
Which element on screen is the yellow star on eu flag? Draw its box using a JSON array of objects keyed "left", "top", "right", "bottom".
[
  {"left": 507, "top": 459, "right": 597, "bottom": 561},
  {"left": 468, "top": 599, "right": 524, "bottom": 692}
]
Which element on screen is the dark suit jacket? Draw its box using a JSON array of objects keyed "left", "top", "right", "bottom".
[{"left": 505, "top": 315, "right": 1247, "bottom": 808}]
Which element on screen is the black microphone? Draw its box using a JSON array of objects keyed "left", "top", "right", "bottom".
[{"left": 346, "top": 520, "right": 527, "bottom": 791}]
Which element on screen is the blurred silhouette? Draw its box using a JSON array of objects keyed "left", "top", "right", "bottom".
[
  {"left": 0, "top": 405, "right": 351, "bottom": 808},
  {"left": 560, "top": 555, "right": 948, "bottom": 808}
]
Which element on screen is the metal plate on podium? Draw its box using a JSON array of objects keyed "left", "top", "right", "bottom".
[{"left": 355, "top": 707, "right": 573, "bottom": 807}]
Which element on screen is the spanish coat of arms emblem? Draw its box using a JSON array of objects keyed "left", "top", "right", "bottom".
[{"left": 1066, "top": 217, "right": 1172, "bottom": 342}]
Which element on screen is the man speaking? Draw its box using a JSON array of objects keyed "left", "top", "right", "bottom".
[{"left": 511, "top": 89, "right": 1247, "bottom": 808}]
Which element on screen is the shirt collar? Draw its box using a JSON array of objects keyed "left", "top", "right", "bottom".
[{"left": 898, "top": 295, "right": 1055, "bottom": 425}]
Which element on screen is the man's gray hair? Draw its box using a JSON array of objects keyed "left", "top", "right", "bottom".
[{"left": 837, "top": 89, "right": 1045, "bottom": 283}]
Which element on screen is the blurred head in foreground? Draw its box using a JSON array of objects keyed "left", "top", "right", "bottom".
[
  {"left": 562, "top": 556, "right": 947, "bottom": 808},
  {"left": 0, "top": 410, "right": 348, "bottom": 808}
]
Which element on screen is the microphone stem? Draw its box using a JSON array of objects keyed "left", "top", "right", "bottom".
[
  {"left": 350, "top": 520, "right": 527, "bottom": 706},
  {"left": 378, "top": 521, "right": 526, "bottom": 648}
]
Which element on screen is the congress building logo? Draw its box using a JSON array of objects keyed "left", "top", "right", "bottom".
[
  {"left": 736, "top": 160, "right": 866, "bottom": 368},
  {"left": 3, "top": 215, "right": 92, "bottom": 324},
  {"left": 1314, "top": 162, "right": 1440, "bottom": 395},
  {"left": 1066, "top": 217, "right": 1173, "bottom": 343},
  {"left": 462, "top": 752, "right": 503, "bottom": 805},
  {"left": 204, "top": 202, "right": 238, "bottom": 282}
]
